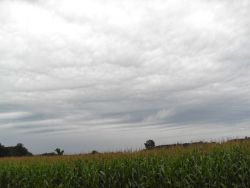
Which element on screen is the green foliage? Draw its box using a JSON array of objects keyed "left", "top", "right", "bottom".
[
  {"left": 0, "top": 141, "right": 249, "bottom": 188},
  {"left": 144, "top": 140, "right": 155, "bottom": 149},
  {"left": 55, "top": 148, "right": 64, "bottom": 156},
  {"left": 0, "top": 143, "right": 32, "bottom": 157}
]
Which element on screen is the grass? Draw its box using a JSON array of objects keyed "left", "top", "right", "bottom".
[{"left": 0, "top": 140, "right": 249, "bottom": 188}]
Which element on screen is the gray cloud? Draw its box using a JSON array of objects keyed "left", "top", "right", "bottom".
[{"left": 0, "top": 0, "right": 250, "bottom": 153}]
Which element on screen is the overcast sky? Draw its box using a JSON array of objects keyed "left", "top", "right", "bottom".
[{"left": 0, "top": 0, "right": 250, "bottom": 154}]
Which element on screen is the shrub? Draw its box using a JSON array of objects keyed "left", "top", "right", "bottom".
[{"left": 144, "top": 139, "right": 155, "bottom": 149}]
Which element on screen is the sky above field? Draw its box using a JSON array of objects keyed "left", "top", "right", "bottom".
[{"left": 0, "top": 0, "right": 250, "bottom": 154}]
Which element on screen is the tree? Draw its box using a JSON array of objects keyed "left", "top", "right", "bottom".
[
  {"left": 55, "top": 148, "right": 64, "bottom": 155},
  {"left": 0, "top": 143, "right": 32, "bottom": 157},
  {"left": 91, "top": 150, "right": 99, "bottom": 154},
  {"left": 0, "top": 143, "right": 7, "bottom": 157},
  {"left": 13, "top": 143, "right": 32, "bottom": 156},
  {"left": 144, "top": 139, "right": 155, "bottom": 149}
]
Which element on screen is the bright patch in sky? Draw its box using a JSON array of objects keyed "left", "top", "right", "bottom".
[{"left": 188, "top": 10, "right": 216, "bottom": 29}]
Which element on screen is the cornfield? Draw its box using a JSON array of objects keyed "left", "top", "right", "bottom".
[{"left": 0, "top": 141, "right": 249, "bottom": 188}]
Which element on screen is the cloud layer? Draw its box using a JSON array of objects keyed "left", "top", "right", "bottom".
[{"left": 0, "top": 0, "right": 250, "bottom": 153}]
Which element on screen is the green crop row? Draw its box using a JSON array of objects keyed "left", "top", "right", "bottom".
[{"left": 0, "top": 142, "right": 249, "bottom": 188}]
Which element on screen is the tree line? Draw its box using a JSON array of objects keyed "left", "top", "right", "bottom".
[
  {"left": 0, "top": 143, "right": 66, "bottom": 157},
  {"left": 0, "top": 143, "right": 32, "bottom": 157}
]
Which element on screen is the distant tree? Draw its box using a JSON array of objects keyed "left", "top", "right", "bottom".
[
  {"left": 0, "top": 143, "right": 32, "bottom": 157},
  {"left": 0, "top": 143, "right": 7, "bottom": 157},
  {"left": 55, "top": 148, "right": 64, "bottom": 155},
  {"left": 91, "top": 150, "right": 99, "bottom": 154},
  {"left": 13, "top": 143, "right": 32, "bottom": 156},
  {"left": 144, "top": 139, "right": 155, "bottom": 149}
]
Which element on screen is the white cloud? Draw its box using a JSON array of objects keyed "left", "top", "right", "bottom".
[
  {"left": 0, "top": 0, "right": 250, "bottom": 153},
  {"left": 0, "top": 111, "right": 31, "bottom": 120}
]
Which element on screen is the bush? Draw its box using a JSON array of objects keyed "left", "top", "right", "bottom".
[{"left": 144, "top": 139, "right": 155, "bottom": 149}]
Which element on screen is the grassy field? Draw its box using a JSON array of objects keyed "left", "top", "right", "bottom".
[{"left": 0, "top": 140, "right": 249, "bottom": 188}]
